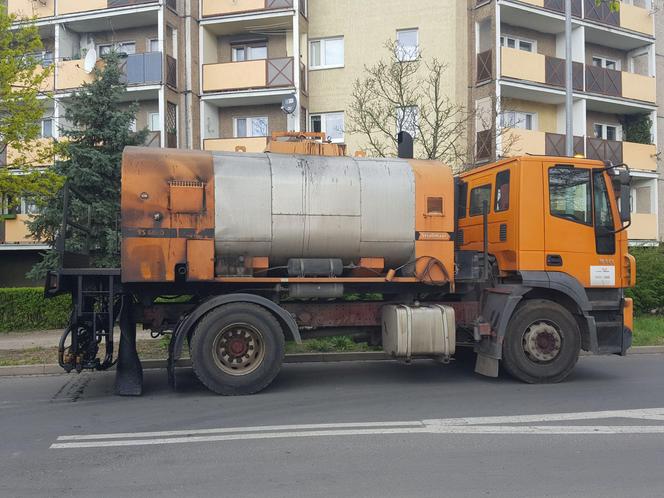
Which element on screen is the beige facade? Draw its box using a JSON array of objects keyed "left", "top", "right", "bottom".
[{"left": 306, "top": 0, "right": 468, "bottom": 155}]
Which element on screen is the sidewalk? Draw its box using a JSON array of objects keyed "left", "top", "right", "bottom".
[{"left": 0, "top": 328, "right": 155, "bottom": 350}]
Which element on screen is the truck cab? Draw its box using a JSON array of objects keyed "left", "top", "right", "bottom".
[{"left": 457, "top": 156, "right": 634, "bottom": 375}]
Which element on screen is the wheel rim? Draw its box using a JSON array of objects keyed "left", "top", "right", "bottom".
[
  {"left": 521, "top": 320, "right": 563, "bottom": 364},
  {"left": 212, "top": 323, "right": 266, "bottom": 376}
]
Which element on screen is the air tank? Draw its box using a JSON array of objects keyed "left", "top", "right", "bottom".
[{"left": 213, "top": 152, "right": 417, "bottom": 268}]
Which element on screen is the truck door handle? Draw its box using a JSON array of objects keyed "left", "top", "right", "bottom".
[{"left": 547, "top": 255, "right": 563, "bottom": 267}]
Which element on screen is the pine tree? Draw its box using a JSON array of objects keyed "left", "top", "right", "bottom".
[{"left": 28, "top": 52, "right": 148, "bottom": 279}]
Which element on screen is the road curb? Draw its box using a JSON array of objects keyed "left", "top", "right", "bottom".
[{"left": 1, "top": 347, "right": 662, "bottom": 377}]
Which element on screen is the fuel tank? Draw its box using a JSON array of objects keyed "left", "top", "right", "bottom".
[{"left": 213, "top": 152, "right": 416, "bottom": 267}]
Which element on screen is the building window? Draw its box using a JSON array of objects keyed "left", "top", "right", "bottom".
[
  {"left": 40, "top": 118, "right": 53, "bottom": 138},
  {"left": 592, "top": 56, "right": 619, "bottom": 71},
  {"left": 148, "top": 38, "right": 160, "bottom": 53},
  {"left": 500, "top": 35, "right": 536, "bottom": 53},
  {"left": 469, "top": 184, "right": 492, "bottom": 216},
  {"left": 234, "top": 117, "right": 268, "bottom": 138},
  {"left": 310, "top": 112, "right": 345, "bottom": 143},
  {"left": 99, "top": 41, "right": 136, "bottom": 56},
  {"left": 396, "top": 106, "right": 418, "bottom": 138},
  {"left": 309, "top": 37, "right": 344, "bottom": 69},
  {"left": 501, "top": 111, "right": 536, "bottom": 131},
  {"left": 593, "top": 123, "right": 621, "bottom": 141},
  {"left": 148, "top": 113, "right": 160, "bottom": 132},
  {"left": 232, "top": 43, "right": 268, "bottom": 62},
  {"left": 396, "top": 29, "right": 419, "bottom": 62}
]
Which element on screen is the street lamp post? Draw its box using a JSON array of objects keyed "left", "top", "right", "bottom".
[{"left": 565, "top": 0, "right": 574, "bottom": 156}]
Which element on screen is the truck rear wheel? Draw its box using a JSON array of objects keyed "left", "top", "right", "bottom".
[
  {"left": 190, "top": 303, "right": 285, "bottom": 395},
  {"left": 502, "top": 299, "right": 580, "bottom": 384}
]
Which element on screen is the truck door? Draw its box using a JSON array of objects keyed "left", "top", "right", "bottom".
[{"left": 543, "top": 162, "right": 617, "bottom": 288}]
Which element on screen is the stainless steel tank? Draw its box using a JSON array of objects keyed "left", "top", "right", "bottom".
[{"left": 213, "top": 152, "right": 416, "bottom": 267}]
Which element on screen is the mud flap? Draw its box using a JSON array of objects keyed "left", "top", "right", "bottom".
[
  {"left": 473, "top": 285, "right": 531, "bottom": 378},
  {"left": 475, "top": 353, "right": 499, "bottom": 378}
]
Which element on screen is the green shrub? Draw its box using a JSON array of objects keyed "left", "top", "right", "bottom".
[
  {"left": 627, "top": 246, "right": 664, "bottom": 314},
  {"left": 0, "top": 288, "right": 71, "bottom": 333}
]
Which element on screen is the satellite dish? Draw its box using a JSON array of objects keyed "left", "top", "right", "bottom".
[
  {"left": 281, "top": 94, "right": 297, "bottom": 115},
  {"left": 83, "top": 47, "right": 97, "bottom": 73}
]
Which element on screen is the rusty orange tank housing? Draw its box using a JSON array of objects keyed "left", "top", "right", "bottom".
[{"left": 120, "top": 147, "right": 456, "bottom": 287}]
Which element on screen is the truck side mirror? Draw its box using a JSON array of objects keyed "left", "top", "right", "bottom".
[{"left": 619, "top": 170, "right": 631, "bottom": 224}]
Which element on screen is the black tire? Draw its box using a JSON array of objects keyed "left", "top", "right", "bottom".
[
  {"left": 502, "top": 299, "right": 581, "bottom": 384},
  {"left": 190, "top": 303, "right": 285, "bottom": 395}
]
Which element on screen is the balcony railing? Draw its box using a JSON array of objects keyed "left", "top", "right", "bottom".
[
  {"left": 203, "top": 57, "right": 294, "bottom": 93},
  {"left": 477, "top": 50, "right": 492, "bottom": 83},
  {"left": 500, "top": 47, "right": 656, "bottom": 104},
  {"left": 1, "top": 215, "right": 35, "bottom": 244},
  {"left": 7, "top": 0, "right": 55, "bottom": 18},
  {"left": 628, "top": 213, "right": 658, "bottom": 241},
  {"left": 56, "top": 59, "right": 96, "bottom": 90},
  {"left": 57, "top": 0, "right": 157, "bottom": 15},
  {"left": 120, "top": 52, "right": 163, "bottom": 85},
  {"left": 166, "top": 55, "right": 177, "bottom": 89},
  {"left": 543, "top": 0, "right": 582, "bottom": 17},
  {"left": 144, "top": 131, "right": 161, "bottom": 148},
  {"left": 204, "top": 137, "right": 269, "bottom": 153},
  {"left": 202, "top": 0, "right": 294, "bottom": 18},
  {"left": 504, "top": 128, "right": 657, "bottom": 171}
]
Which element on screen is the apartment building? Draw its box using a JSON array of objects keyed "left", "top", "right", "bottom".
[
  {"left": 0, "top": 0, "right": 659, "bottom": 284},
  {"left": 470, "top": 0, "right": 659, "bottom": 246},
  {"left": 657, "top": 5, "right": 664, "bottom": 242},
  {"left": 199, "top": 0, "right": 468, "bottom": 156}
]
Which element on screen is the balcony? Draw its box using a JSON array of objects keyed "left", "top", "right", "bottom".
[
  {"left": 587, "top": 139, "right": 657, "bottom": 172},
  {"left": 583, "top": 0, "right": 653, "bottom": 37},
  {"left": 503, "top": 128, "right": 546, "bottom": 155},
  {"left": 204, "top": 137, "right": 269, "bottom": 153},
  {"left": 56, "top": 54, "right": 164, "bottom": 91},
  {"left": 57, "top": 0, "right": 157, "bottom": 16},
  {"left": 203, "top": 57, "right": 294, "bottom": 93},
  {"left": 202, "top": 0, "right": 294, "bottom": 18},
  {"left": 500, "top": 47, "right": 656, "bottom": 104},
  {"left": 628, "top": 213, "right": 658, "bottom": 241},
  {"left": 7, "top": 0, "right": 55, "bottom": 18}
]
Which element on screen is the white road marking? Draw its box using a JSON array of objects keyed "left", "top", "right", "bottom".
[
  {"left": 56, "top": 421, "right": 425, "bottom": 441},
  {"left": 50, "top": 407, "right": 664, "bottom": 449}
]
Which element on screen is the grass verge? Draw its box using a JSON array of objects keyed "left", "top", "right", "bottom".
[
  {"left": 0, "top": 336, "right": 377, "bottom": 367},
  {"left": 633, "top": 315, "right": 664, "bottom": 347}
]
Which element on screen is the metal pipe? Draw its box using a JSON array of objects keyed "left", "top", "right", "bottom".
[{"left": 565, "top": 0, "right": 574, "bottom": 156}]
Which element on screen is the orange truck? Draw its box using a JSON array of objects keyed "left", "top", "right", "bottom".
[{"left": 45, "top": 137, "right": 634, "bottom": 395}]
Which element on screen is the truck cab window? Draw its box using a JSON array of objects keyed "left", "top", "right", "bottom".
[
  {"left": 469, "top": 184, "right": 491, "bottom": 216},
  {"left": 549, "top": 166, "right": 591, "bottom": 225},
  {"left": 593, "top": 171, "right": 616, "bottom": 255},
  {"left": 495, "top": 170, "right": 510, "bottom": 212}
]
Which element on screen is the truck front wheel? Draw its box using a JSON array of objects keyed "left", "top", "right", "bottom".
[
  {"left": 190, "top": 303, "right": 285, "bottom": 395},
  {"left": 501, "top": 299, "right": 580, "bottom": 384}
]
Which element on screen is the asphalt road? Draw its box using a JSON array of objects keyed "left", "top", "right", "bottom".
[{"left": 1, "top": 354, "right": 664, "bottom": 498}]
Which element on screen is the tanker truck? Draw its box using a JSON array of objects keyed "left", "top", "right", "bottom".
[{"left": 45, "top": 139, "right": 635, "bottom": 396}]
